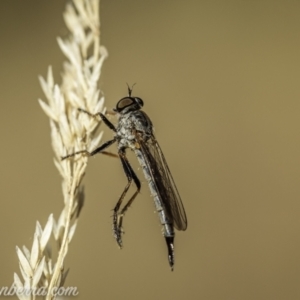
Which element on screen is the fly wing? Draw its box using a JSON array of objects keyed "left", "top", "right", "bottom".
[{"left": 138, "top": 134, "right": 187, "bottom": 231}]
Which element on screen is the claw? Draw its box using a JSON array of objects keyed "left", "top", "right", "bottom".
[{"left": 113, "top": 226, "right": 123, "bottom": 248}]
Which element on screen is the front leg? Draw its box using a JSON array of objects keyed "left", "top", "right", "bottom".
[{"left": 78, "top": 108, "right": 117, "bottom": 132}]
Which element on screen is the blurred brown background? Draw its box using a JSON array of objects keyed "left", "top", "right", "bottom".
[{"left": 1, "top": 0, "right": 300, "bottom": 299}]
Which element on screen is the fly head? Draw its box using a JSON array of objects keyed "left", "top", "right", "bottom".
[{"left": 114, "top": 96, "right": 144, "bottom": 114}]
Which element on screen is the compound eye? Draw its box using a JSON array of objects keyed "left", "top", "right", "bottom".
[
  {"left": 135, "top": 97, "right": 144, "bottom": 107},
  {"left": 116, "top": 97, "right": 134, "bottom": 111}
]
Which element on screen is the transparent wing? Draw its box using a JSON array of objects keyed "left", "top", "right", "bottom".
[{"left": 138, "top": 134, "right": 187, "bottom": 231}]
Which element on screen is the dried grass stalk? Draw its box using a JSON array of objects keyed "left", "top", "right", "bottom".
[{"left": 14, "top": 1, "right": 107, "bottom": 299}]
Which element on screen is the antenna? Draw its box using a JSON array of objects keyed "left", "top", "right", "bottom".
[{"left": 126, "top": 83, "right": 136, "bottom": 97}]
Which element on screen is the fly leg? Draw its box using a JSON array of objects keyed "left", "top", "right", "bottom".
[
  {"left": 118, "top": 154, "right": 141, "bottom": 235},
  {"left": 61, "top": 138, "right": 117, "bottom": 160},
  {"left": 113, "top": 148, "right": 141, "bottom": 248},
  {"left": 61, "top": 108, "right": 118, "bottom": 159},
  {"left": 78, "top": 108, "right": 117, "bottom": 132}
]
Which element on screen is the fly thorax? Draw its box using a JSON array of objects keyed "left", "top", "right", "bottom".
[
  {"left": 116, "top": 111, "right": 153, "bottom": 149},
  {"left": 116, "top": 114, "right": 136, "bottom": 149},
  {"left": 131, "top": 111, "right": 153, "bottom": 137}
]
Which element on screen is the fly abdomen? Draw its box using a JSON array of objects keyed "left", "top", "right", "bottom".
[
  {"left": 135, "top": 149, "right": 172, "bottom": 225},
  {"left": 134, "top": 148, "right": 175, "bottom": 269}
]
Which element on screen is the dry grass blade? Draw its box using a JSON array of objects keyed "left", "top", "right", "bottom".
[{"left": 14, "top": 1, "right": 107, "bottom": 299}]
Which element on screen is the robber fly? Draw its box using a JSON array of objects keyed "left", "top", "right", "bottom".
[{"left": 62, "top": 86, "right": 187, "bottom": 270}]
